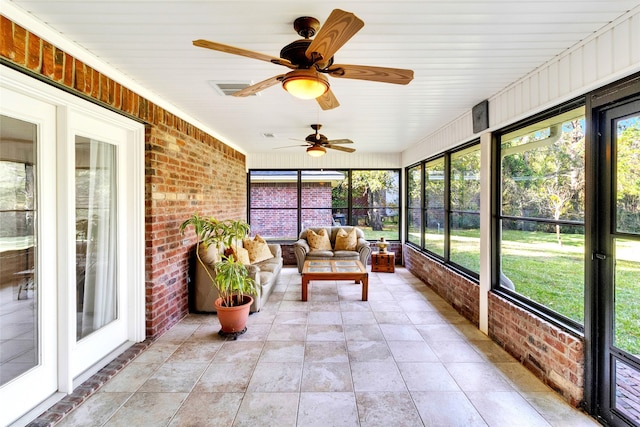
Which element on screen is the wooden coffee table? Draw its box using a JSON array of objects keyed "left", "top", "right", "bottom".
[{"left": 301, "top": 260, "right": 368, "bottom": 301}]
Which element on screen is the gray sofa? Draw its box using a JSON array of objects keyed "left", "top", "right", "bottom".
[
  {"left": 293, "top": 226, "right": 371, "bottom": 273},
  {"left": 193, "top": 243, "right": 282, "bottom": 313}
]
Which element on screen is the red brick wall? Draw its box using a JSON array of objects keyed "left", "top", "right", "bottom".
[
  {"left": 1, "top": 16, "right": 246, "bottom": 338},
  {"left": 489, "top": 293, "right": 584, "bottom": 405},
  {"left": 404, "top": 244, "right": 584, "bottom": 407},
  {"left": 403, "top": 245, "right": 479, "bottom": 324}
]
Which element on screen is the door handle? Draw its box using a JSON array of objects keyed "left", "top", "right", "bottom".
[{"left": 593, "top": 252, "right": 607, "bottom": 260}]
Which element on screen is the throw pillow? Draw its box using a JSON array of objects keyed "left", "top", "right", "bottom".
[
  {"left": 307, "top": 228, "right": 332, "bottom": 251},
  {"left": 199, "top": 243, "right": 220, "bottom": 265},
  {"left": 243, "top": 235, "right": 274, "bottom": 264},
  {"left": 334, "top": 228, "right": 357, "bottom": 251},
  {"left": 229, "top": 245, "right": 250, "bottom": 265}
]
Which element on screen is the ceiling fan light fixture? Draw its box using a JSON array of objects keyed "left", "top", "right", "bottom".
[
  {"left": 282, "top": 69, "right": 329, "bottom": 99},
  {"left": 306, "top": 145, "right": 326, "bottom": 157}
]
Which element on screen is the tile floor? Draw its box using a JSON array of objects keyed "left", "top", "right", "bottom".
[{"left": 55, "top": 266, "right": 598, "bottom": 426}]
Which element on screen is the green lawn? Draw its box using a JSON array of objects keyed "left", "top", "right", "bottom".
[{"left": 409, "top": 229, "right": 640, "bottom": 355}]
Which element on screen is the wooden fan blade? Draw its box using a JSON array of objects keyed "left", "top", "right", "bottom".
[
  {"left": 193, "top": 39, "right": 296, "bottom": 69},
  {"left": 274, "top": 144, "right": 307, "bottom": 149},
  {"left": 326, "top": 144, "right": 355, "bottom": 153},
  {"left": 325, "top": 139, "right": 353, "bottom": 145},
  {"left": 305, "top": 9, "right": 364, "bottom": 69},
  {"left": 316, "top": 89, "right": 340, "bottom": 110},
  {"left": 328, "top": 64, "right": 414, "bottom": 85},
  {"left": 231, "top": 75, "right": 284, "bottom": 97}
]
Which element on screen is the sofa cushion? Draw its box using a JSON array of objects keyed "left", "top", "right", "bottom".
[
  {"left": 229, "top": 245, "right": 250, "bottom": 265},
  {"left": 307, "top": 228, "right": 332, "bottom": 251},
  {"left": 243, "top": 234, "right": 274, "bottom": 264},
  {"left": 334, "top": 228, "right": 357, "bottom": 251}
]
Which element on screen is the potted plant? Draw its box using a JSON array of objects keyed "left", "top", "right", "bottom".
[{"left": 179, "top": 213, "right": 256, "bottom": 337}]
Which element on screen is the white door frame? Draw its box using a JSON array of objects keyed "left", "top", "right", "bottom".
[{"left": 0, "top": 66, "right": 145, "bottom": 423}]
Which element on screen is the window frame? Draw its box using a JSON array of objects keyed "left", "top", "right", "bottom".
[
  {"left": 404, "top": 140, "right": 481, "bottom": 281},
  {"left": 492, "top": 97, "right": 586, "bottom": 333},
  {"left": 248, "top": 168, "right": 402, "bottom": 242}
]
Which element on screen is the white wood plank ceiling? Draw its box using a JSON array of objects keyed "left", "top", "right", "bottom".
[{"left": 5, "top": 0, "right": 640, "bottom": 155}]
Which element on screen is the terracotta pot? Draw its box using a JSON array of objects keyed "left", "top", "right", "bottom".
[{"left": 214, "top": 295, "right": 253, "bottom": 334}]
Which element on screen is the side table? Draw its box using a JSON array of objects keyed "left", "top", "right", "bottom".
[{"left": 371, "top": 251, "right": 395, "bottom": 273}]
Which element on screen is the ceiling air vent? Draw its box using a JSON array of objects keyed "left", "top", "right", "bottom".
[{"left": 208, "top": 81, "right": 258, "bottom": 96}]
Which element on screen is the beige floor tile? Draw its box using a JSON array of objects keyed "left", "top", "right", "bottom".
[
  {"left": 306, "top": 324, "right": 344, "bottom": 341},
  {"left": 138, "top": 362, "right": 209, "bottom": 393},
  {"left": 166, "top": 340, "right": 223, "bottom": 363},
  {"left": 48, "top": 267, "right": 600, "bottom": 427},
  {"left": 347, "top": 341, "right": 393, "bottom": 363},
  {"left": 247, "top": 361, "right": 302, "bottom": 392},
  {"left": 344, "top": 324, "right": 385, "bottom": 341},
  {"left": 379, "top": 323, "right": 423, "bottom": 340},
  {"left": 351, "top": 361, "right": 406, "bottom": 392},
  {"left": 57, "top": 392, "right": 132, "bottom": 427},
  {"left": 445, "top": 362, "right": 515, "bottom": 392},
  {"left": 523, "top": 392, "right": 601, "bottom": 426},
  {"left": 411, "top": 391, "right": 488, "bottom": 426},
  {"left": 259, "top": 340, "right": 305, "bottom": 362},
  {"left": 213, "top": 340, "right": 264, "bottom": 363},
  {"left": 266, "top": 323, "right": 307, "bottom": 341},
  {"left": 429, "top": 339, "right": 487, "bottom": 362},
  {"left": 304, "top": 341, "right": 349, "bottom": 363},
  {"left": 101, "top": 362, "right": 159, "bottom": 393},
  {"left": 494, "top": 362, "right": 554, "bottom": 393},
  {"left": 307, "top": 311, "right": 342, "bottom": 325},
  {"left": 373, "top": 311, "right": 412, "bottom": 324},
  {"left": 298, "top": 392, "right": 359, "bottom": 427},
  {"left": 301, "top": 362, "right": 353, "bottom": 392},
  {"left": 387, "top": 340, "right": 439, "bottom": 362},
  {"left": 467, "top": 390, "right": 552, "bottom": 426},
  {"left": 193, "top": 362, "right": 254, "bottom": 393},
  {"left": 103, "top": 392, "right": 187, "bottom": 427},
  {"left": 233, "top": 392, "right": 299, "bottom": 427},
  {"left": 397, "top": 362, "right": 461, "bottom": 392},
  {"left": 341, "top": 310, "right": 377, "bottom": 325},
  {"left": 273, "top": 311, "right": 309, "bottom": 324},
  {"left": 168, "top": 392, "right": 243, "bottom": 427},
  {"left": 416, "top": 323, "right": 466, "bottom": 342},
  {"left": 356, "top": 391, "right": 423, "bottom": 427},
  {"left": 131, "top": 342, "right": 179, "bottom": 364}
]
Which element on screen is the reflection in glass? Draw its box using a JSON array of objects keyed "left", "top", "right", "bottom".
[
  {"left": 614, "top": 358, "right": 640, "bottom": 424},
  {"left": 76, "top": 137, "right": 118, "bottom": 340},
  {"left": 249, "top": 170, "right": 299, "bottom": 239},
  {"left": 0, "top": 115, "right": 38, "bottom": 385},
  {"left": 614, "top": 238, "right": 640, "bottom": 356},
  {"left": 407, "top": 165, "right": 422, "bottom": 246},
  {"left": 450, "top": 146, "right": 481, "bottom": 273},
  {"left": 425, "top": 159, "right": 445, "bottom": 257},
  {"left": 500, "top": 219, "right": 585, "bottom": 323},
  {"left": 615, "top": 115, "right": 640, "bottom": 234}
]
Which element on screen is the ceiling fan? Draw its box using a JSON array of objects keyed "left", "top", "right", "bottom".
[
  {"left": 193, "top": 9, "right": 414, "bottom": 110},
  {"left": 277, "top": 124, "right": 355, "bottom": 157}
]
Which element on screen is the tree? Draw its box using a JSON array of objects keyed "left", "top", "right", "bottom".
[{"left": 337, "top": 170, "right": 399, "bottom": 231}]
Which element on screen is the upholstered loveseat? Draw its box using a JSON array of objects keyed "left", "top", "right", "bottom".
[
  {"left": 193, "top": 242, "right": 282, "bottom": 313},
  {"left": 293, "top": 226, "right": 371, "bottom": 273}
]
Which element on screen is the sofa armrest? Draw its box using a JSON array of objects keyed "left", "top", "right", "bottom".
[
  {"left": 293, "top": 239, "right": 310, "bottom": 273},
  {"left": 356, "top": 238, "right": 372, "bottom": 266},
  {"left": 245, "top": 263, "right": 262, "bottom": 290},
  {"left": 356, "top": 238, "right": 370, "bottom": 252},
  {"left": 268, "top": 243, "right": 282, "bottom": 259},
  {"left": 293, "top": 239, "right": 310, "bottom": 253}
]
